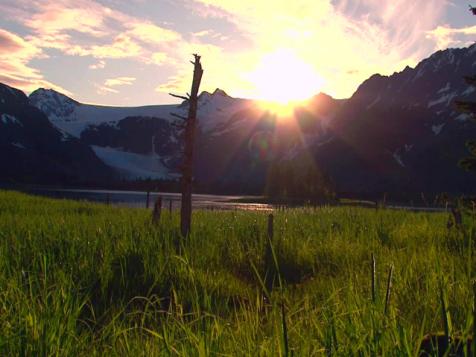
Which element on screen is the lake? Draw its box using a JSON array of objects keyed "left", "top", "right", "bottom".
[{"left": 27, "top": 188, "right": 274, "bottom": 211}]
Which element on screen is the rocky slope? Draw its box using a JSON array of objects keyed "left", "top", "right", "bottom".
[{"left": 311, "top": 44, "right": 476, "bottom": 197}]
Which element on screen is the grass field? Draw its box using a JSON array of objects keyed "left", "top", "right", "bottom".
[{"left": 0, "top": 190, "right": 474, "bottom": 355}]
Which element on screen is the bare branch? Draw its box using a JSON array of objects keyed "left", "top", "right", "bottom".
[
  {"left": 169, "top": 93, "right": 189, "bottom": 101},
  {"left": 170, "top": 113, "right": 187, "bottom": 121}
]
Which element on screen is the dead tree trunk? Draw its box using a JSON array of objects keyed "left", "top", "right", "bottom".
[{"left": 170, "top": 54, "right": 203, "bottom": 237}]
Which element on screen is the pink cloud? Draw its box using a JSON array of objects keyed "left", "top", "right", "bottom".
[
  {"left": 11, "top": 0, "right": 183, "bottom": 64},
  {"left": 0, "top": 28, "right": 70, "bottom": 94}
]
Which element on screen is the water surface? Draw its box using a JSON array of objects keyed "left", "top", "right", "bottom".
[{"left": 28, "top": 188, "right": 273, "bottom": 211}]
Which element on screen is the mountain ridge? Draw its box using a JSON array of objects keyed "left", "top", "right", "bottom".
[{"left": 2, "top": 43, "right": 476, "bottom": 196}]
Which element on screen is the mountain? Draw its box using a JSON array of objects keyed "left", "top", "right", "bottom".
[
  {"left": 193, "top": 92, "right": 344, "bottom": 192},
  {"left": 311, "top": 45, "right": 476, "bottom": 197},
  {"left": 0, "top": 83, "right": 113, "bottom": 184},
  {"left": 6, "top": 43, "right": 476, "bottom": 196},
  {"left": 28, "top": 87, "right": 261, "bottom": 180}
]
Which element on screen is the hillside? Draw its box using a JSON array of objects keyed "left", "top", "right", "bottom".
[
  {"left": 312, "top": 44, "right": 476, "bottom": 197},
  {"left": 0, "top": 83, "right": 113, "bottom": 184}
]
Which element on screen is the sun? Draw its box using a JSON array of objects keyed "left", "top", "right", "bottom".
[{"left": 247, "top": 49, "right": 325, "bottom": 116}]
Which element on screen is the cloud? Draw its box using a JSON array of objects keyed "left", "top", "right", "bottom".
[
  {"left": 193, "top": 30, "right": 211, "bottom": 37},
  {"left": 89, "top": 60, "right": 106, "bottom": 69},
  {"left": 426, "top": 25, "right": 476, "bottom": 50},
  {"left": 104, "top": 76, "right": 136, "bottom": 87},
  {"left": 185, "top": 0, "right": 448, "bottom": 98},
  {"left": 128, "top": 23, "right": 181, "bottom": 44},
  {"left": 0, "top": 0, "right": 186, "bottom": 100},
  {"left": 0, "top": 28, "right": 71, "bottom": 94},
  {"left": 6, "top": 0, "right": 181, "bottom": 64},
  {"left": 95, "top": 84, "right": 119, "bottom": 95},
  {"left": 151, "top": 52, "right": 168, "bottom": 65},
  {"left": 0, "top": 0, "right": 455, "bottom": 103},
  {"left": 24, "top": 0, "right": 112, "bottom": 39},
  {"left": 96, "top": 76, "right": 136, "bottom": 96}
]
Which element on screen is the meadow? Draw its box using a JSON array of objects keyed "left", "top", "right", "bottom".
[{"left": 0, "top": 190, "right": 474, "bottom": 355}]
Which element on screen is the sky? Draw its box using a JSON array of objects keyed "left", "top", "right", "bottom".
[{"left": 0, "top": 0, "right": 475, "bottom": 106}]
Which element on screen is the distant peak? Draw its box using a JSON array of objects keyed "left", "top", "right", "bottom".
[
  {"left": 198, "top": 88, "right": 229, "bottom": 99},
  {"left": 212, "top": 88, "right": 228, "bottom": 96},
  {"left": 313, "top": 92, "right": 333, "bottom": 100},
  {"left": 29, "top": 87, "right": 79, "bottom": 105},
  {"left": 0, "top": 82, "right": 28, "bottom": 103}
]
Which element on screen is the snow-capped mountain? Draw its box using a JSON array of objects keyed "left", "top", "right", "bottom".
[
  {"left": 29, "top": 87, "right": 253, "bottom": 137},
  {"left": 29, "top": 87, "right": 338, "bottom": 181},
  {"left": 29, "top": 88, "right": 178, "bottom": 138},
  {"left": 28, "top": 87, "right": 260, "bottom": 179},
  {"left": 0, "top": 83, "right": 113, "bottom": 184},
  {"left": 4, "top": 42, "right": 476, "bottom": 196}
]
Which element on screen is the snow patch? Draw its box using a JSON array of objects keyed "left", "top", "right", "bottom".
[
  {"left": 1, "top": 113, "right": 22, "bottom": 126},
  {"left": 431, "top": 123, "right": 445, "bottom": 135},
  {"left": 59, "top": 129, "right": 72, "bottom": 142},
  {"left": 454, "top": 113, "right": 471, "bottom": 122},
  {"left": 446, "top": 50, "right": 455, "bottom": 65},
  {"left": 393, "top": 150, "right": 405, "bottom": 167},
  {"left": 91, "top": 145, "right": 174, "bottom": 179},
  {"left": 11, "top": 142, "right": 25, "bottom": 149},
  {"left": 404, "top": 144, "right": 413, "bottom": 152},
  {"left": 462, "top": 86, "right": 476, "bottom": 96},
  {"left": 197, "top": 92, "right": 250, "bottom": 132},
  {"left": 366, "top": 95, "right": 381, "bottom": 110},
  {"left": 427, "top": 92, "right": 457, "bottom": 108},
  {"left": 414, "top": 66, "right": 426, "bottom": 81},
  {"left": 437, "top": 82, "right": 450, "bottom": 94}
]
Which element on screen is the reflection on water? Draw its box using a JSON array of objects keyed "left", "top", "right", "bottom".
[{"left": 28, "top": 188, "right": 273, "bottom": 212}]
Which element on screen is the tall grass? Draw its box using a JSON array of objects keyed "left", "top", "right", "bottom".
[{"left": 0, "top": 190, "right": 474, "bottom": 355}]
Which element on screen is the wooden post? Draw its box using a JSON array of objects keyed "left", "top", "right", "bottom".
[
  {"left": 146, "top": 191, "right": 150, "bottom": 209},
  {"left": 265, "top": 214, "right": 275, "bottom": 293},
  {"left": 171, "top": 54, "right": 203, "bottom": 238},
  {"left": 152, "top": 196, "right": 162, "bottom": 224},
  {"left": 421, "top": 192, "right": 429, "bottom": 207},
  {"left": 268, "top": 213, "right": 274, "bottom": 241},
  {"left": 384, "top": 264, "right": 394, "bottom": 315},
  {"left": 169, "top": 199, "right": 173, "bottom": 214},
  {"left": 472, "top": 280, "right": 476, "bottom": 355},
  {"left": 371, "top": 253, "right": 376, "bottom": 303}
]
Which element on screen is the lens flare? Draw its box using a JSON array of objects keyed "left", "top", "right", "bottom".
[{"left": 248, "top": 131, "right": 277, "bottom": 162}]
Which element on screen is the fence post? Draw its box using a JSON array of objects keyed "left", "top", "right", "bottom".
[
  {"left": 152, "top": 196, "right": 162, "bottom": 224},
  {"left": 169, "top": 199, "right": 173, "bottom": 214},
  {"left": 268, "top": 213, "right": 274, "bottom": 241},
  {"left": 371, "top": 253, "right": 376, "bottom": 303},
  {"left": 265, "top": 214, "right": 275, "bottom": 293},
  {"left": 384, "top": 264, "right": 394, "bottom": 315}
]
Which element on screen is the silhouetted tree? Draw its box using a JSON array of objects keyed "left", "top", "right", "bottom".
[
  {"left": 265, "top": 155, "right": 335, "bottom": 203},
  {"left": 169, "top": 54, "right": 203, "bottom": 237}
]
